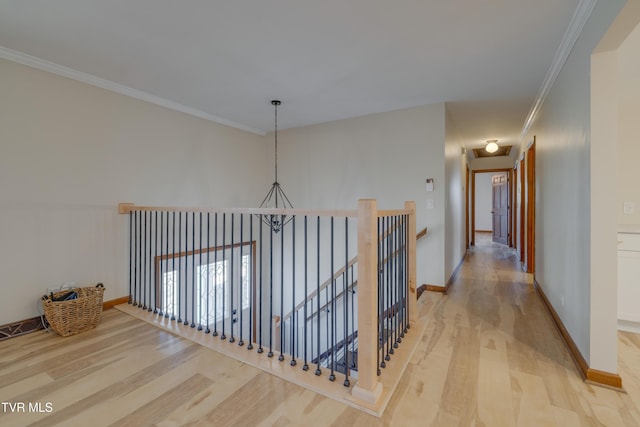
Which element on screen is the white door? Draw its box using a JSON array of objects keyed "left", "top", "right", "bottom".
[
  {"left": 198, "top": 246, "right": 252, "bottom": 341},
  {"left": 160, "top": 245, "right": 253, "bottom": 342}
]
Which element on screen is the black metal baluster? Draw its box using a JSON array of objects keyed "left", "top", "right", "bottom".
[
  {"left": 396, "top": 216, "right": 401, "bottom": 338},
  {"left": 290, "top": 216, "right": 296, "bottom": 366},
  {"left": 184, "top": 212, "right": 190, "bottom": 326},
  {"left": 198, "top": 212, "right": 203, "bottom": 331},
  {"left": 142, "top": 211, "right": 147, "bottom": 310},
  {"left": 278, "top": 214, "right": 284, "bottom": 361},
  {"left": 189, "top": 211, "right": 196, "bottom": 328},
  {"left": 382, "top": 216, "right": 387, "bottom": 363},
  {"left": 153, "top": 211, "right": 164, "bottom": 316},
  {"left": 257, "top": 217, "right": 264, "bottom": 353},
  {"left": 206, "top": 212, "right": 211, "bottom": 333},
  {"left": 149, "top": 211, "right": 155, "bottom": 313},
  {"left": 221, "top": 213, "right": 227, "bottom": 340},
  {"left": 399, "top": 216, "right": 403, "bottom": 340},
  {"left": 385, "top": 217, "right": 390, "bottom": 362},
  {"left": 171, "top": 212, "right": 176, "bottom": 320},
  {"left": 386, "top": 217, "right": 391, "bottom": 357},
  {"left": 229, "top": 213, "right": 235, "bottom": 343},
  {"left": 248, "top": 215, "right": 254, "bottom": 350},
  {"left": 140, "top": 211, "right": 144, "bottom": 308},
  {"left": 315, "top": 216, "right": 321, "bottom": 376},
  {"left": 129, "top": 211, "right": 133, "bottom": 304},
  {"left": 392, "top": 217, "right": 397, "bottom": 351},
  {"left": 399, "top": 216, "right": 404, "bottom": 336},
  {"left": 396, "top": 216, "right": 406, "bottom": 344},
  {"left": 132, "top": 211, "right": 136, "bottom": 306},
  {"left": 239, "top": 214, "right": 244, "bottom": 346},
  {"left": 154, "top": 211, "right": 159, "bottom": 314},
  {"left": 388, "top": 217, "right": 393, "bottom": 351},
  {"left": 147, "top": 211, "right": 158, "bottom": 313},
  {"left": 378, "top": 217, "right": 385, "bottom": 371},
  {"left": 149, "top": 210, "right": 154, "bottom": 312},
  {"left": 401, "top": 215, "right": 407, "bottom": 337},
  {"left": 213, "top": 213, "right": 219, "bottom": 337},
  {"left": 350, "top": 263, "right": 356, "bottom": 373},
  {"left": 132, "top": 211, "right": 137, "bottom": 305},
  {"left": 396, "top": 216, "right": 401, "bottom": 340},
  {"left": 140, "top": 211, "right": 145, "bottom": 308},
  {"left": 343, "top": 217, "right": 350, "bottom": 387},
  {"left": 163, "top": 211, "right": 173, "bottom": 318},
  {"left": 388, "top": 217, "right": 393, "bottom": 354},
  {"left": 329, "top": 216, "right": 336, "bottom": 382},
  {"left": 177, "top": 212, "right": 182, "bottom": 323},
  {"left": 191, "top": 211, "right": 197, "bottom": 329},
  {"left": 403, "top": 215, "right": 408, "bottom": 334},
  {"left": 139, "top": 211, "right": 143, "bottom": 307},
  {"left": 325, "top": 286, "right": 329, "bottom": 372},
  {"left": 135, "top": 211, "right": 138, "bottom": 306},
  {"left": 393, "top": 216, "right": 399, "bottom": 349},
  {"left": 303, "top": 216, "right": 309, "bottom": 371},
  {"left": 268, "top": 218, "right": 274, "bottom": 357}
]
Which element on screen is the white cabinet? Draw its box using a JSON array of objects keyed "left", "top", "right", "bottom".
[{"left": 618, "top": 232, "right": 640, "bottom": 331}]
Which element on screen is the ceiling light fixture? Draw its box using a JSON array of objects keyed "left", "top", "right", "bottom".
[
  {"left": 259, "top": 100, "right": 293, "bottom": 233},
  {"left": 485, "top": 139, "right": 499, "bottom": 153}
]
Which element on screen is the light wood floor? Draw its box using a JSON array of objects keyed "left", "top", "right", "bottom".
[{"left": 2, "top": 242, "right": 640, "bottom": 426}]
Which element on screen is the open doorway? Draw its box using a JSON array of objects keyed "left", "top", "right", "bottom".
[{"left": 470, "top": 168, "right": 513, "bottom": 247}]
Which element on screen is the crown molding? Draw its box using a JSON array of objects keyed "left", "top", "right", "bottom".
[
  {"left": 0, "top": 46, "right": 266, "bottom": 136},
  {"left": 520, "top": 0, "right": 598, "bottom": 139}
]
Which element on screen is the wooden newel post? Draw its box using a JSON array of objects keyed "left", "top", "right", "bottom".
[
  {"left": 352, "top": 199, "right": 383, "bottom": 404},
  {"left": 405, "top": 201, "right": 418, "bottom": 326}
]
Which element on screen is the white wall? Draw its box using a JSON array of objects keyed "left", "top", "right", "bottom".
[
  {"left": 520, "top": 0, "right": 626, "bottom": 372},
  {"left": 276, "top": 104, "right": 447, "bottom": 287},
  {"left": 469, "top": 155, "right": 515, "bottom": 171},
  {"left": 444, "top": 108, "right": 467, "bottom": 280},
  {"left": 0, "top": 58, "right": 268, "bottom": 325},
  {"left": 475, "top": 173, "right": 493, "bottom": 231},
  {"left": 0, "top": 58, "right": 453, "bottom": 324},
  {"left": 617, "top": 21, "right": 640, "bottom": 226}
]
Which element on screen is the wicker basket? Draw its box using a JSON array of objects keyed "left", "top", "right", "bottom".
[{"left": 43, "top": 284, "right": 105, "bottom": 337}]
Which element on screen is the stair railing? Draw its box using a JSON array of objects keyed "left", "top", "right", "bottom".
[{"left": 118, "top": 199, "right": 416, "bottom": 408}]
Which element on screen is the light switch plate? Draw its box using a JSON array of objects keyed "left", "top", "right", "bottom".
[{"left": 624, "top": 202, "right": 635, "bottom": 215}]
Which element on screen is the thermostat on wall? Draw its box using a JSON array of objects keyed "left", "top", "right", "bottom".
[{"left": 425, "top": 178, "right": 434, "bottom": 192}]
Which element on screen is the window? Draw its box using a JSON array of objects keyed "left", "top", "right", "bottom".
[{"left": 157, "top": 243, "right": 253, "bottom": 331}]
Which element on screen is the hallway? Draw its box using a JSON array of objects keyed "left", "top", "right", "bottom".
[
  {"left": 404, "top": 240, "right": 640, "bottom": 426},
  {"left": 2, "top": 243, "right": 640, "bottom": 426}
]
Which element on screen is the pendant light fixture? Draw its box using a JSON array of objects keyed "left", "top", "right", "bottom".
[
  {"left": 258, "top": 100, "right": 293, "bottom": 233},
  {"left": 485, "top": 139, "right": 499, "bottom": 153}
]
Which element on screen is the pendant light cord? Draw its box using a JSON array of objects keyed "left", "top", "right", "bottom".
[{"left": 274, "top": 101, "right": 278, "bottom": 183}]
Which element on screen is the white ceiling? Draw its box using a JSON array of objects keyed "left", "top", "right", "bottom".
[{"left": 0, "top": 1, "right": 582, "bottom": 150}]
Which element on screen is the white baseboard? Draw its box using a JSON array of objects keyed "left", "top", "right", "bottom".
[{"left": 618, "top": 319, "right": 640, "bottom": 334}]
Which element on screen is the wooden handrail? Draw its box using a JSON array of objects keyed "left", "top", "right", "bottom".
[
  {"left": 416, "top": 227, "right": 428, "bottom": 241},
  {"left": 304, "top": 280, "right": 358, "bottom": 322},
  {"left": 277, "top": 256, "right": 359, "bottom": 326},
  {"left": 119, "top": 203, "right": 416, "bottom": 219},
  {"left": 119, "top": 203, "right": 359, "bottom": 218}
]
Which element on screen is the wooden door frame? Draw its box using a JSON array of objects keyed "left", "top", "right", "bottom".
[
  {"left": 465, "top": 164, "right": 470, "bottom": 249},
  {"left": 511, "top": 164, "right": 517, "bottom": 247},
  {"left": 470, "top": 168, "right": 514, "bottom": 246},
  {"left": 519, "top": 157, "right": 525, "bottom": 263},
  {"left": 525, "top": 138, "right": 536, "bottom": 273}
]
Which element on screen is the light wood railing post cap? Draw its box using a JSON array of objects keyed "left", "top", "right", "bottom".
[{"left": 118, "top": 203, "right": 135, "bottom": 214}]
